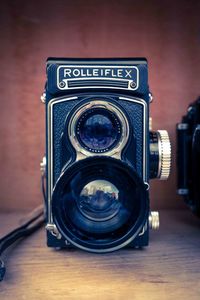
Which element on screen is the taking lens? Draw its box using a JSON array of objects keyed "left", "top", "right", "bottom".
[
  {"left": 75, "top": 108, "right": 122, "bottom": 153},
  {"left": 52, "top": 157, "right": 148, "bottom": 252}
]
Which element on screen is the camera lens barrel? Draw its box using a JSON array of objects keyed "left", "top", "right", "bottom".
[{"left": 52, "top": 156, "right": 149, "bottom": 253}]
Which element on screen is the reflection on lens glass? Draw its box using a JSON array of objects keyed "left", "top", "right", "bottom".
[
  {"left": 78, "top": 180, "right": 120, "bottom": 221},
  {"left": 53, "top": 158, "right": 145, "bottom": 245},
  {"left": 76, "top": 108, "right": 121, "bottom": 152}
]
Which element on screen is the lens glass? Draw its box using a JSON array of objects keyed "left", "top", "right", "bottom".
[
  {"left": 52, "top": 157, "right": 148, "bottom": 251},
  {"left": 76, "top": 108, "right": 122, "bottom": 153},
  {"left": 61, "top": 172, "right": 136, "bottom": 235},
  {"left": 78, "top": 180, "right": 120, "bottom": 221}
]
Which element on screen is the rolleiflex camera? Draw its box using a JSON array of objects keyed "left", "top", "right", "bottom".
[
  {"left": 177, "top": 97, "right": 200, "bottom": 217},
  {"left": 42, "top": 58, "right": 171, "bottom": 253}
]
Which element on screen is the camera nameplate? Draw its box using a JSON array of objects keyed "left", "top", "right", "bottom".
[{"left": 57, "top": 65, "right": 139, "bottom": 91}]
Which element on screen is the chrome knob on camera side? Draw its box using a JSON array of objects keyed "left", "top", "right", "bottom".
[
  {"left": 40, "top": 92, "right": 46, "bottom": 104},
  {"left": 150, "top": 130, "right": 171, "bottom": 180},
  {"left": 40, "top": 156, "right": 46, "bottom": 176},
  {"left": 149, "top": 211, "right": 159, "bottom": 230},
  {"left": 157, "top": 130, "right": 171, "bottom": 180}
]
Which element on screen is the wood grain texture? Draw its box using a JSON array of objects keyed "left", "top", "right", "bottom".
[
  {"left": 0, "top": 210, "right": 200, "bottom": 299},
  {"left": 0, "top": 0, "right": 200, "bottom": 211}
]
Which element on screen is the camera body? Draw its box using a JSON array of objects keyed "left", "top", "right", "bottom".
[
  {"left": 42, "top": 58, "right": 171, "bottom": 252},
  {"left": 177, "top": 97, "right": 200, "bottom": 217}
]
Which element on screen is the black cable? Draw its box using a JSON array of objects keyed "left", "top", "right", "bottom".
[
  {"left": 0, "top": 173, "right": 46, "bottom": 281},
  {"left": 0, "top": 215, "right": 44, "bottom": 281},
  {"left": 0, "top": 209, "right": 44, "bottom": 245}
]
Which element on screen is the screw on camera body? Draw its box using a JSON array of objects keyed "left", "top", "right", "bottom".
[
  {"left": 130, "top": 81, "right": 137, "bottom": 89},
  {"left": 59, "top": 81, "right": 66, "bottom": 88}
]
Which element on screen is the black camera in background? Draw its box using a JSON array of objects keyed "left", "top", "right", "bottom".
[{"left": 177, "top": 97, "right": 200, "bottom": 217}]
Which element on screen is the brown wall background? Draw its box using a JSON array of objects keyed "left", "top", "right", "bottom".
[{"left": 0, "top": 0, "right": 200, "bottom": 212}]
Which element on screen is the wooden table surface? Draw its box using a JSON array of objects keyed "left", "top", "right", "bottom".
[{"left": 0, "top": 210, "right": 200, "bottom": 300}]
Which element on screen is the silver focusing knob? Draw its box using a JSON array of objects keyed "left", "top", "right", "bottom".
[
  {"left": 40, "top": 156, "right": 46, "bottom": 176},
  {"left": 157, "top": 130, "right": 171, "bottom": 180},
  {"left": 149, "top": 211, "right": 159, "bottom": 230},
  {"left": 40, "top": 92, "right": 46, "bottom": 104}
]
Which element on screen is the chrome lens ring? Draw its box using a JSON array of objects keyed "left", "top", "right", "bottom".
[
  {"left": 75, "top": 107, "right": 122, "bottom": 153},
  {"left": 68, "top": 100, "right": 129, "bottom": 158}
]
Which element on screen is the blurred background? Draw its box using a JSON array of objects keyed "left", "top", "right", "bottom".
[{"left": 0, "top": 0, "right": 200, "bottom": 212}]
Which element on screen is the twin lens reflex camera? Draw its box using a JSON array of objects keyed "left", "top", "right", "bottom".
[{"left": 40, "top": 58, "right": 171, "bottom": 253}]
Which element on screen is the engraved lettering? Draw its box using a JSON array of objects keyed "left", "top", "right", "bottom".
[
  {"left": 117, "top": 69, "right": 123, "bottom": 77},
  {"left": 64, "top": 69, "right": 71, "bottom": 77},
  {"left": 86, "top": 69, "right": 92, "bottom": 76},
  {"left": 105, "top": 69, "right": 110, "bottom": 76},
  {"left": 125, "top": 70, "right": 132, "bottom": 78},
  {"left": 60, "top": 67, "right": 136, "bottom": 83},
  {"left": 93, "top": 69, "right": 99, "bottom": 76},
  {"left": 111, "top": 69, "right": 117, "bottom": 77},
  {"left": 80, "top": 69, "right": 87, "bottom": 76},
  {"left": 73, "top": 69, "right": 80, "bottom": 77}
]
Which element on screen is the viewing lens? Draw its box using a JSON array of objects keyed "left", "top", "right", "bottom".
[{"left": 75, "top": 108, "right": 122, "bottom": 152}]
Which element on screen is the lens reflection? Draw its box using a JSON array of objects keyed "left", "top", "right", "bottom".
[{"left": 78, "top": 180, "right": 120, "bottom": 221}]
